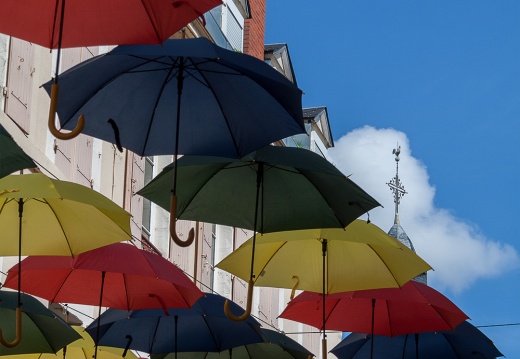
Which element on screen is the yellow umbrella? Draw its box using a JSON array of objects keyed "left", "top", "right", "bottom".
[
  {"left": 216, "top": 220, "right": 431, "bottom": 293},
  {"left": 0, "top": 173, "right": 132, "bottom": 347},
  {"left": 216, "top": 220, "right": 432, "bottom": 359},
  {"left": 0, "top": 173, "right": 131, "bottom": 256},
  {"left": 1, "top": 326, "right": 139, "bottom": 359}
]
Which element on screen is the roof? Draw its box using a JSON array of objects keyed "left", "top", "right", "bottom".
[
  {"left": 302, "top": 107, "right": 334, "bottom": 148},
  {"left": 387, "top": 222, "right": 428, "bottom": 284},
  {"left": 264, "top": 43, "right": 297, "bottom": 85}
]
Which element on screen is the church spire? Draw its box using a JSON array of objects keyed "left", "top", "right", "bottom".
[{"left": 386, "top": 145, "right": 407, "bottom": 225}]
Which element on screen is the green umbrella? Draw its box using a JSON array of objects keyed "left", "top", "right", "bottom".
[
  {"left": 138, "top": 145, "right": 380, "bottom": 321},
  {"left": 0, "top": 124, "right": 36, "bottom": 178},
  {"left": 151, "top": 328, "right": 314, "bottom": 359},
  {"left": 138, "top": 146, "right": 379, "bottom": 233},
  {"left": 0, "top": 290, "right": 81, "bottom": 354}
]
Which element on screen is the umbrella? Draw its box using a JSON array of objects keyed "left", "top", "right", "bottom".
[
  {"left": 216, "top": 222, "right": 432, "bottom": 358},
  {"left": 0, "top": 123, "right": 36, "bottom": 178},
  {"left": 85, "top": 293, "right": 264, "bottom": 355},
  {"left": 330, "top": 321, "right": 504, "bottom": 359},
  {"left": 0, "top": 290, "right": 80, "bottom": 355},
  {"left": 279, "top": 281, "right": 468, "bottom": 359},
  {"left": 0, "top": 325, "right": 140, "bottom": 359},
  {"left": 4, "top": 242, "right": 203, "bottom": 359},
  {"left": 0, "top": 0, "right": 222, "bottom": 140},
  {"left": 150, "top": 328, "right": 314, "bottom": 359},
  {"left": 279, "top": 281, "right": 468, "bottom": 336},
  {"left": 137, "top": 145, "right": 381, "bottom": 320},
  {"left": 43, "top": 37, "right": 306, "bottom": 247},
  {"left": 4, "top": 242, "right": 203, "bottom": 310},
  {"left": 0, "top": 173, "right": 131, "bottom": 347}
]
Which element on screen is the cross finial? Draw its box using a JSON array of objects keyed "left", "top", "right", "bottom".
[{"left": 387, "top": 145, "right": 407, "bottom": 224}]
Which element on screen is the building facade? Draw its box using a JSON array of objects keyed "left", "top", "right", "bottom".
[{"left": 0, "top": 1, "right": 341, "bottom": 357}]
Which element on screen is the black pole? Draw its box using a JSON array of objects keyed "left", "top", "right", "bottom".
[
  {"left": 17, "top": 199, "right": 23, "bottom": 308},
  {"left": 172, "top": 57, "right": 184, "bottom": 197},
  {"left": 415, "top": 333, "right": 419, "bottom": 359},
  {"left": 94, "top": 271, "right": 106, "bottom": 359},
  {"left": 370, "top": 298, "right": 375, "bottom": 359},
  {"left": 53, "top": 0, "right": 67, "bottom": 84},
  {"left": 249, "top": 163, "right": 264, "bottom": 283},
  {"left": 321, "top": 239, "right": 327, "bottom": 359}
]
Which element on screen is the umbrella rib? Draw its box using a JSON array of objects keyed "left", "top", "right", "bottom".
[
  {"left": 187, "top": 58, "right": 241, "bottom": 158},
  {"left": 137, "top": 0, "right": 163, "bottom": 43},
  {"left": 60, "top": 57, "right": 161, "bottom": 129},
  {"left": 140, "top": 57, "right": 179, "bottom": 155},
  {"left": 251, "top": 241, "right": 289, "bottom": 285},
  {"left": 367, "top": 244, "right": 401, "bottom": 288},
  {"left": 200, "top": 311, "right": 222, "bottom": 351},
  {"left": 150, "top": 316, "right": 162, "bottom": 353},
  {"left": 46, "top": 199, "right": 75, "bottom": 257},
  {"left": 175, "top": 162, "right": 229, "bottom": 220}
]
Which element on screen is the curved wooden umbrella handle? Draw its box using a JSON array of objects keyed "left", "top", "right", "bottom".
[
  {"left": 170, "top": 195, "right": 195, "bottom": 247},
  {"left": 48, "top": 83, "right": 85, "bottom": 140},
  {"left": 290, "top": 275, "right": 299, "bottom": 300},
  {"left": 0, "top": 306, "right": 22, "bottom": 348},
  {"left": 224, "top": 279, "right": 254, "bottom": 322}
]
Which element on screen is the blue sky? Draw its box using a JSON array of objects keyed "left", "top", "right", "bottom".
[{"left": 265, "top": 1, "right": 520, "bottom": 356}]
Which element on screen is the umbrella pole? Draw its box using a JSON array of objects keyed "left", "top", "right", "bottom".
[
  {"left": 321, "top": 239, "right": 327, "bottom": 359},
  {"left": 0, "top": 199, "right": 24, "bottom": 347},
  {"left": 370, "top": 299, "right": 375, "bottom": 359},
  {"left": 414, "top": 333, "right": 419, "bottom": 359},
  {"left": 94, "top": 271, "right": 106, "bottom": 359},
  {"left": 224, "top": 163, "right": 264, "bottom": 322},
  {"left": 169, "top": 57, "right": 194, "bottom": 248},
  {"left": 48, "top": 0, "right": 84, "bottom": 140}
]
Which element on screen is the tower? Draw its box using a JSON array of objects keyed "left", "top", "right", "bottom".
[{"left": 386, "top": 146, "right": 427, "bottom": 284}]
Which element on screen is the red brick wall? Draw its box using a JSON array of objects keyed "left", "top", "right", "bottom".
[{"left": 243, "top": 0, "right": 266, "bottom": 60}]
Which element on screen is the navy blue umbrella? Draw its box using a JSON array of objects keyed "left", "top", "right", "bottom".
[
  {"left": 42, "top": 37, "right": 305, "bottom": 247},
  {"left": 330, "top": 321, "right": 504, "bottom": 359},
  {"left": 85, "top": 293, "right": 264, "bottom": 355},
  {"left": 42, "top": 37, "right": 305, "bottom": 158}
]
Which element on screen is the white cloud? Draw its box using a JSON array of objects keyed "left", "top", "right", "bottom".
[{"left": 328, "top": 126, "right": 518, "bottom": 294}]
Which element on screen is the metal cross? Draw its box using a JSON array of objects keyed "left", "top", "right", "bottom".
[{"left": 386, "top": 146, "right": 407, "bottom": 220}]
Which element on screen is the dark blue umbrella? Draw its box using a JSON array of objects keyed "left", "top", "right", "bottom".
[
  {"left": 42, "top": 37, "right": 305, "bottom": 247},
  {"left": 42, "top": 37, "right": 305, "bottom": 158},
  {"left": 330, "top": 321, "right": 504, "bottom": 359},
  {"left": 85, "top": 293, "right": 264, "bottom": 355}
]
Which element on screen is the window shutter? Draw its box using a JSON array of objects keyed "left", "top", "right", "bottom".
[{"left": 5, "top": 38, "right": 34, "bottom": 133}]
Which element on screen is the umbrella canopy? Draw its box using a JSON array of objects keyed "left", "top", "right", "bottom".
[
  {"left": 0, "top": 124, "right": 36, "bottom": 179},
  {"left": 0, "top": 173, "right": 131, "bottom": 256},
  {"left": 330, "top": 322, "right": 504, "bottom": 359},
  {"left": 0, "top": 291, "right": 81, "bottom": 355},
  {"left": 85, "top": 293, "right": 264, "bottom": 354},
  {"left": 42, "top": 37, "right": 305, "bottom": 157},
  {"left": 279, "top": 281, "right": 469, "bottom": 336},
  {"left": 137, "top": 146, "right": 380, "bottom": 233},
  {"left": 215, "top": 221, "right": 431, "bottom": 294},
  {"left": 0, "top": 326, "right": 140, "bottom": 359},
  {"left": 0, "top": 0, "right": 221, "bottom": 49},
  {"left": 4, "top": 242, "right": 203, "bottom": 310},
  {"left": 150, "top": 329, "right": 314, "bottom": 359}
]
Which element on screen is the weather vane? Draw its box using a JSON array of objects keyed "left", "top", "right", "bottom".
[{"left": 386, "top": 145, "right": 407, "bottom": 224}]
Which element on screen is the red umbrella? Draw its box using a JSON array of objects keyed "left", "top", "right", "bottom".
[
  {"left": 279, "top": 281, "right": 469, "bottom": 359},
  {"left": 0, "top": 0, "right": 221, "bottom": 140},
  {"left": 4, "top": 242, "right": 203, "bottom": 310},
  {"left": 4, "top": 242, "right": 203, "bottom": 359}
]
